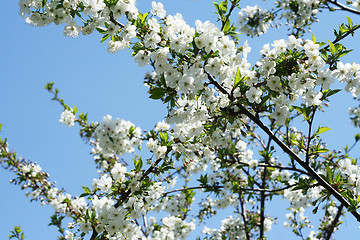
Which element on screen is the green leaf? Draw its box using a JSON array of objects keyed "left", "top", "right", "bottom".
[
  {"left": 45, "top": 82, "right": 55, "bottom": 91},
  {"left": 198, "top": 174, "right": 208, "bottom": 185},
  {"left": 219, "top": 0, "right": 228, "bottom": 13},
  {"left": 312, "top": 34, "right": 316, "bottom": 44},
  {"left": 338, "top": 49, "right": 352, "bottom": 58},
  {"left": 223, "top": 19, "right": 231, "bottom": 33},
  {"left": 134, "top": 157, "right": 143, "bottom": 171},
  {"left": 347, "top": 16, "right": 353, "bottom": 29},
  {"left": 138, "top": 12, "right": 149, "bottom": 25},
  {"left": 316, "top": 126, "right": 331, "bottom": 135},
  {"left": 233, "top": 68, "right": 241, "bottom": 88},
  {"left": 293, "top": 106, "right": 312, "bottom": 121},
  {"left": 132, "top": 42, "right": 145, "bottom": 54},
  {"left": 313, "top": 148, "right": 329, "bottom": 154},
  {"left": 320, "top": 49, "right": 328, "bottom": 61},
  {"left": 82, "top": 186, "right": 91, "bottom": 194},
  {"left": 312, "top": 206, "right": 319, "bottom": 214},
  {"left": 328, "top": 40, "right": 336, "bottom": 55},
  {"left": 96, "top": 27, "right": 107, "bottom": 34},
  {"left": 149, "top": 88, "right": 165, "bottom": 99},
  {"left": 355, "top": 134, "right": 360, "bottom": 142},
  {"left": 325, "top": 165, "right": 333, "bottom": 181},
  {"left": 80, "top": 186, "right": 92, "bottom": 197},
  {"left": 101, "top": 34, "right": 110, "bottom": 43},
  {"left": 213, "top": 2, "right": 220, "bottom": 14},
  {"left": 159, "top": 132, "right": 169, "bottom": 144},
  {"left": 0, "top": 123, "right": 2, "bottom": 132},
  {"left": 321, "top": 89, "right": 341, "bottom": 100}
]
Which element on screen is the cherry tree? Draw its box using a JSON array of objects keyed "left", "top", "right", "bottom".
[{"left": 3, "top": 0, "right": 360, "bottom": 239}]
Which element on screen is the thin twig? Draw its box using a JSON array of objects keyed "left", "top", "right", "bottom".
[
  {"left": 327, "top": 0, "right": 360, "bottom": 15},
  {"left": 239, "top": 194, "right": 251, "bottom": 240}
]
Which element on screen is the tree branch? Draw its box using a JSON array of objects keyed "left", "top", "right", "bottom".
[
  {"left": 239, "top": 194, "right": 251, "bottom": 240},
  {"left": 324, "top": 204, "right": 344, "bottom": 240},
  {"left": 305, "top": 106, "right": 318, "bottom": 163},
  {"left": 327, "top": 0, "right": 360, "bottom": 15}
]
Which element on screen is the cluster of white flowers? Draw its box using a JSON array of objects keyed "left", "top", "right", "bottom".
[
  {"left": 203, "top": 215, "right": 272, "bottom": 239},
  {"left": 59, "top": 109, "right": 76, "bottom": 127},
  {"left": 150, "top": 216, "right": 195, "bottom": 240},
  {"left": 284, "top": 185, "right": 323, "bottom": 209},
  {"left": 283, "top": 207, "right": 311, "bottom": 229},
  {"left": 151, "top": 1, "right": 166, "bottom": 18},
  {"left": 91, "top": 196, "right": 143, "bottom": 239},
  {"left": 333, "top": 62, "right": 360, "bottom": 96},
  {"left": 21, "top": 162, "right": 42, "bottom": 176},
  {"left": 283, "top": 185, "right": 323, "bottom": 233},
  {"left": 238, "top": 5, "right": 272, "bottom": 36},
  {"left": 89, "top": 177, "right": 165, "bottom": 238},
  {"left": 51, "top": 192, "right": 87, "bottom": 214},
  {"left": 255, "top": 36, "right": 360, "bottom": 125},
  {"left": 19, "top": 0, "right": 139, "bottom": 54},
  {"left": 146, "top": 138, "right": 168, "bottom": 159},
  {"left": 94, "top": 115, "right": 142, "bottom": 156},
  {"left": 337, "top": 158, "right": 360, "bottom": 195},
  {"left": 277, "top": 0, "right": 323, "bottom": 29}
]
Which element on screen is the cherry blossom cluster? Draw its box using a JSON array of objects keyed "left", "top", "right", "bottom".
[
  {"left": 94, "top": 115, "right": 142, "bottom": 156},
  {"left": 276, "top": 0, "right": 324, "bottom": 30},
  {"left": 238, "top": 5, "right": 272, "bottom": 36},
  {"left": 284, "top": 185, "right": 323, "bottom": 209},
  {"left": 255, "top": 36, "right": 360, "bottom": 125},
  {"left": 59, "top": 109, "right": 76, "bottom": 127},
  {"left": 203, "top": 215, "right": 272, "bottom": 239},
  {"left": 337, "top": 158, "right": 360, "bottom": 196},
  {"left": 149, "top": 216, "right": 195, "bottom": 240}
]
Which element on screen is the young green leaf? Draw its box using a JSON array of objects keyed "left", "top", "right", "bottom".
[
  {"left": 328, "top": 40, "right": 336, "bottom": 55},
  {"left": 223, "top": 19, "right": 231, "bottom": 33},
  {"left": 149, "top": 88, "right": 165, "bottom": 99},
  {"left": 316, "top": 126, "right": 331, "bottom": 135},
  {"left": 347, "top": 16, "right": 353, "bottom": 29},
  {"left": 312, "top": 34, "right": 316, "bottom": 44},
  {"left": 101, "top": 34, "right": 110, "bottom": 43},
  {"left": 233, "top": 68, "right": 241, "bottom": 88},
  {"left": 355, "top": 134, "right": 360, "bottom": 142}
]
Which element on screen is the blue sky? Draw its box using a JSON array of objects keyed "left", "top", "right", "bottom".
[{"left": 1, "top": 0, "right": 360, "bottom": 239}]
